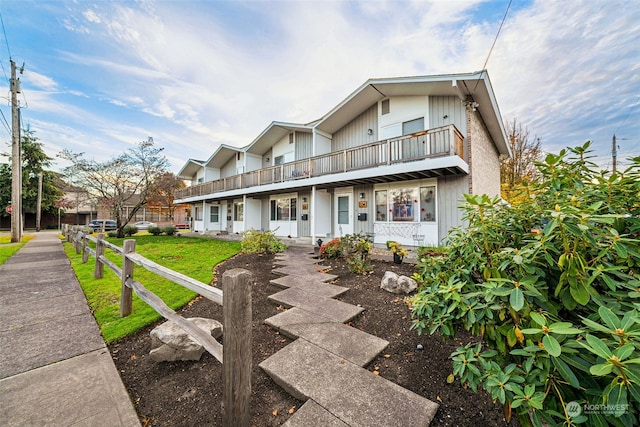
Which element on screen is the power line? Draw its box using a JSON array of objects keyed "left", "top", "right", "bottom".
[
  {"left": 0, "top": 107, "right": 10, "bottom": 135},
  {"left": 0, "top": 7, "right": 11, "bottom": 83},
  {"left": 474, "top": 0, "right": 512, "bottom": 92},
  {"left": 614, "top": 94, "right": 640, "bottom": 135}
]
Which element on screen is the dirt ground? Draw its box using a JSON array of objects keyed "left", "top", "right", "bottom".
[{"left": 109, "top": 250, "right": 519, "bottom": 427}]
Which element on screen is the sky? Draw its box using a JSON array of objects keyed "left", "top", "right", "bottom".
[{"left": 0, "top": 0, "right": 638, "bottom": 175}]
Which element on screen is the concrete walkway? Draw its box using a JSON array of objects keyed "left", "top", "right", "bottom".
[
  {"left": 260, "top": 246, "right": 439, "bottom": 426},
  {"left": 0, "top": 232, "right": 140, "bottom": 426}
]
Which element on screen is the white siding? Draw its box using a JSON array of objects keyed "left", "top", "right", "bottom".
[
  {"left": 332, "top": 104, "right": 378, "bottom": 151},
  {"left": 379, "top": 96, "right": 429, "bottom": 139},
  {"left": 437, "top": 175, "right": 468, "bottom": 243},
  {"left": 295, "top": 132, "right": 313, "bottom": 159}
]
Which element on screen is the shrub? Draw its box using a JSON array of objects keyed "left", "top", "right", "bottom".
[
  {"left": 163, "top": 226, "right": 177, "bottom": 236},
  {"left": 319, "top": 238, "right": 342, "bottom": 259},
  {"left": 386, "top": 240, "right": 408, "bottom": 258},
  {"left": 148, "top": 226, "right": 163, "bottom": 236},
  {"left": 341, "top": 233, "right": 372, "bottom": 274},
  {"left": 123, "top": 225, "right": 138, "bottom": 236},
  {"left": 107, "top": 231, "right": 117, "bottom": 238},
  {"left": 411, "top": 143, "right": 640, "bottom": 426},
  {"left": 241, "top": 229, "right": 286, "bottom": 254}
]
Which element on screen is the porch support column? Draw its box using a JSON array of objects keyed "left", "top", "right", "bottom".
[
  {"left": 202, "top": 200, "right": 207, "bottom": 230},
  {"left": 310, "top": 186, "right": 316, "bottom": 244}
]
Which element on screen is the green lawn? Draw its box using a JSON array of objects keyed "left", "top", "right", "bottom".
[
  {"left": 0, "top": 235, "right": 36, "bottom": 266},
  {"left": 64, "top": 235, "right": 241, "bottom": 343}
]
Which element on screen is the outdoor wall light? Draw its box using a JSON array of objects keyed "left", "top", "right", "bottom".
[
  {"left": 265, "top": 157, "right": 270, "bottom": 162},
  {"left": 302, "top": 197, "right": 307, "bottom": 203},
  {"left": 359, "top": 192, "right": 365, "bottom": 199},
  {"left": 367, "top": 128, "right": 373, "bottom": 136}
]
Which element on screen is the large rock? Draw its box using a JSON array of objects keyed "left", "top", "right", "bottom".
[
  {"left": 380, "top": 271, "right": 418, "bottom": 294},
  {"left": 150, "top": 317, "right": 223, "bottom": 362}
]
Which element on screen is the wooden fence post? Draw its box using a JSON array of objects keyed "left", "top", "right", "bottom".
[
  {"left": 74, "top": 230, "right": 82, "bottom": 254},
  {"left": 222, "top": 268, "right": 252, "bottom": 427},
  {"left": 82, "top": 232, "right": 89, "bottom": 263},
  {"left": 94, "top": 234, "right": 104, "bottom": 279},
  {"left": 120, "top": 239, "right": 136, "bottom": 317}
]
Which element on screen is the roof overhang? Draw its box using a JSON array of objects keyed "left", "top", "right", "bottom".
[
  {"left": 315, "top": 71, "right": 510, "bottom": 157},
  {"left": 204, "top": 144, "right": 244, "bottom": 169},
  {"left": 245, "top": 121, "right": 313, "bottom": 156},
  {"left": 177, "top": 159, "right": 205, "bottom": 179}
]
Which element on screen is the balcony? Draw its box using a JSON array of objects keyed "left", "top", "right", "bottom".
[{"left": 176, "top": 124, "right": 464, "bottom": 200}]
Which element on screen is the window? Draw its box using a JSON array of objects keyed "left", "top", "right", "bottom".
[
  {"left": 234, "top": 202, "right": 244, "bottom": 221},
  {"left": 210, "top": 205, "right": 219, "bottom": 223},
  {"left": 289, "top": 133, "right": 294, "bottom": 144},
  {"left": 270, "top": 197, "right": 297, "bottom": 221},
  {"left": 375, "top": 190, "right": 387, "bottom": 221},
  {"left": 197, "top": 177, "right": 204, "bottom": 184},
  {"left": 274, "top": 152, "right": 293, "bottom": 165},
  {"left": 390, "top": 188, "right": 417, "bottom": 221},
  {"left": 195, "top": 206, "right": 203, "bottom": 221},
  {"left": 381, "top": 99, "right": 390, "bottom": 115},
  {"left": 337, "top": 196, "right": 349, "bottom": 225},
  {"left": 402, "top": 117, "right": 424, "bottom": 135},
  {"left": 420, "top": 186, "right": 436, "bottom": 222}
]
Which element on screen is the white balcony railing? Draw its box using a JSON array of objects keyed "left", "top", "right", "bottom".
[{"left": 176, "top": 124, "right": 464, "bottom": 200}]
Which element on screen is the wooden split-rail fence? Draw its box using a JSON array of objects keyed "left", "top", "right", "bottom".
[{"left": 63, "top": 224, "right": 251, "bottom": 427}]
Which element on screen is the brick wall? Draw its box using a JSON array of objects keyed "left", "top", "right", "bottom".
[{"left": 467, "top": 109, "right": 501, "bottom": 197}]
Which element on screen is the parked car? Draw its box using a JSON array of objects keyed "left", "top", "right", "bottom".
[
  {"left": 88, "top": 220, "right": 117, "bottom": 231},
  {"left": 133, "top": 221, "right": 157, "bottom": 230}
]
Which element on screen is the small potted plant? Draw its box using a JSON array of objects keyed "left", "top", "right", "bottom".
[{"left": 386, "top": 241, "right": 408, "bottom": 264}]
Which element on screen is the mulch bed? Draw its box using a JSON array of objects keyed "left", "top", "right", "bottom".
[{"left": 109, "top": 250, "right": 519, "bottom": 427}]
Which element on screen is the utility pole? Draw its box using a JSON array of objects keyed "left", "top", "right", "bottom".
[
  {"left": 612, "top": 134, "right": 617, "bottom": 173},
  {"left": 36, "top": 171, "right": 43, "bottom": 232},
  {"left": 10, "top": 60, "right": 22, "bottom": 243}
]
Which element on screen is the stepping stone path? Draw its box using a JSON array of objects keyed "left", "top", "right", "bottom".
[{"left": 260, "top": 246, "right": 439, "bottom": 426}]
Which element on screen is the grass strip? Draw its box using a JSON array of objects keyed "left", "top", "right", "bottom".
[
  {"left": 0, "top": 235, "right": 36, "bottom": 266},
  {"left": 64, "top": 235, "right": 240, "bottom": 342}
]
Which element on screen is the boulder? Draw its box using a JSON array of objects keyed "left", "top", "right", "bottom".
[
  {"left": 380, "top": 271, "right": 418, "bottom": 294},
  {"left": 150, "top": 317, "right": 223, "bottom": 362}
]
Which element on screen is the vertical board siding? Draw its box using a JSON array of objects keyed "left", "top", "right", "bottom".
[
  {"left": 297, "top": 191, "right": 311, "bottom": 237},
  {"left": 429, "top": 96, "right": 467, "bottom": 160},
  {"left": 437, "top": 175, "right": 468, "bottom": 242},
  {"left": 353, "top": 184, "right": 374, "bottom": 236},
  {"left": 295, "top": 132, "right": 313, "bottom": 160},
  {"left": 221, "top": 159, "right": 236, "bottom": 178},
  {"left": 332, "top": 104, "right": 378, "bottom": 151}
]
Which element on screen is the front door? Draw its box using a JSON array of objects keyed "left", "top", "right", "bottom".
[{"left": 335, "top": 192, "right": 353, "bottom": 236}]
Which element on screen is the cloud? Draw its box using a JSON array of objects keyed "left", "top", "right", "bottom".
[
  {"left": 11, "top": 0, "right": 640, "bottom": 174},
  {"left": 23, "top": 70, "right": 57, "bottom": 91}
]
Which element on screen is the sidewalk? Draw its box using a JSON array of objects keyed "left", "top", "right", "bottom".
[{"left": 0, "top": 231, "right": 140, "bottom": 426}]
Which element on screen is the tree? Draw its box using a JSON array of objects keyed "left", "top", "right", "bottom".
[
  {"left": 500, "top": 118, "right": 543, "bottom": 204},
  {"left": 146, "top": 172, "right": 186, "bottom": 222},
  {"left": 59, "top": 137, "right": 169, "bottom": 237},
  {"left": 412, "top": 142, "right": 640, "bottom": 426},
  {"left": 0, "top": 129, "right": 64, "bottom": 218}
]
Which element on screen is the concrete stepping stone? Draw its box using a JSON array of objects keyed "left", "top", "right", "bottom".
[
  {"left": 265, "top": 307, "right": 336, "bottom": 334},
  {"left": 268, "top": 288, "right": 363, "bottom": 323},
  {"left": 284, "top": 323, "right": 388, "bottom": 367},
  {"left": 260, "top": 339, "right": 439, "bottom": 427},
  {"left": 270, "top": 276, "right": 348, "bottom": 298},
  {"left": 283, "top": 400, "right": 348, "bottom": 427},
  {"left": 272, "top": 267, "right": 338, "bottom": 283}
]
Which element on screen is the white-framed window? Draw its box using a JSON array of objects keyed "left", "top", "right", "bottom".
[
  {"left": 195, "top": 206, "right": 203, "bottom": 221},
  {"left": 270, "top": 197, "right": 297, "bottom": 221},
  {"left": 274, "top": 152, "right": 294, "bottom": 165},
  {"left": 210, "top": 205, "right": 219, "bottom": 223},
  {"left": 234, "top": 202, "right": 244, "bottom": 221},
  {"left": 375, "top": 190, "right": 387, "bottom": 221},
  {"left": 197, "top": 177, "right": 204, "bottom": 184},
  {"left": 381, "top": 117, "right": 425, "bottom": 140},
  {"left": 374, "top": 183, "right": 436, "bottom": 223},
  {"left": 420, "top": 186, "right": 436, "bottom": 222}
]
